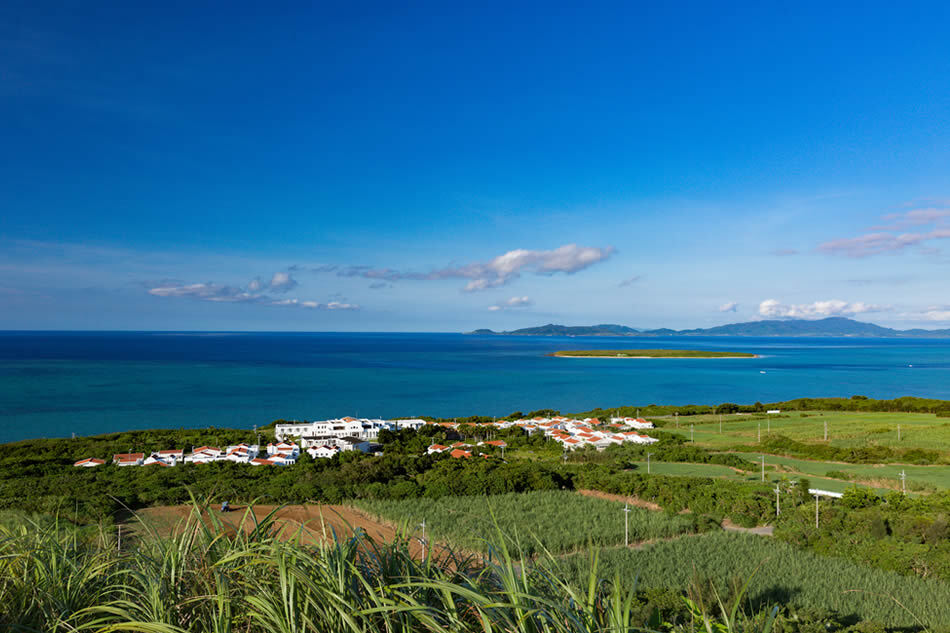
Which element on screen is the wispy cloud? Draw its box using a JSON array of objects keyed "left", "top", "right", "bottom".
[
  {"left": 618, "top": 275, "right": 642, "bottom": 287},
  {"left": 758, "top": 298, "right": 890, "bottom": 319},
  {"left": 914, "top": 306, "right": 950, "bottom": 322},
  {"left": 718, "top": 302, "right": 738, "bottom": 312},
  {"left": 304, "top": 244, "right": 615, "bottom": 292},
  {"left": 818, "top": 202, "right": 950, "bottom": 257},
  {"left": 488, "top": 296, "right": 533, "bottom": 311},
  {"left": 147, "top": 272, "right": 356, "bottom": 310},
  {"left": 267, "top": 299, "right": 358, "bottom": 310},
  {"left": 770, "top": 248, "right": 798, "bottom": 256},
  {"left": 844, "top": 275, "right": 916, "bottom": 286}
]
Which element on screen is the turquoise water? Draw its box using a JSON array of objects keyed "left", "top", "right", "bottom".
[{"left": 1, "top": 331, "right": 949, "bottom": 442}]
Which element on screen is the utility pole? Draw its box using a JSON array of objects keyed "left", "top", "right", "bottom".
[
  {"left": 824, "top": 421, "right": 828, "bottom": 441},
  {"left": 757, "top": 423, "right": 761, "bottom": 442},
  {"left": 419, "top": 519, "right": 427, "bottom": 559},
  {"left": 647, "top": 452, "right": 654, "bottom": 474},
  {"left": 760, "top": 455, "right": 766, "bottom": 482},
  {"left": 815, "top": 494, "right": 820, "bottom": 529},
  {"left": 117, "top": 524, "right": 122, "bottom": 553},
  {"left": 774, "top": 484, "right": 781, "bottom": 516},
  {"left": 690, "top": 424, "right": 694, "bottom": 442},
  {"left": 675, "top": 412, "right": 678, "bottom": 428},
  {"left": 623, "top": 503, "right": 631, "bottom": 547},
  {"left": 767, "top": 416, "right": 770, "bottom": 435},
  {"left": 900, "top": 470, "right": 907, "bottom": 495}
]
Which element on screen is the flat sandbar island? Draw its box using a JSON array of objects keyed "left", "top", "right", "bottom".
[{"left": 550, "top": 349, "right": 758, "bottom": 358}]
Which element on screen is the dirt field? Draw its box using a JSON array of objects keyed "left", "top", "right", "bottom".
[
  {"left": 577, "top": 488, "right": 663, "bottom": 511},
  {"left": 133, "top": 503, "right": 427, "bottom": 556}
]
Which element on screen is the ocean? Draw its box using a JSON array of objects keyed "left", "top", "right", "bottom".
[{"left": 1, "top": 331, "right": 949, "bottom": 443}]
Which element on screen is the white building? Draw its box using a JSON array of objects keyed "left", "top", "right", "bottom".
[
  {"left": 275, "top": 417, "right": 428, "bottom": 443},
  {"left": 113, "top": 453, "right": 144, "bottom": 466},
  {"left": 223, "top": 443, "right": 259, "bottom": 463},
  {"left": 308, "top": 445, "right": 340, "bottom": 459},
  {"left": 609, "top": 417, "right": 655, "bottom": 430},
  {"left": 144, "top": 452, "right": 178, "bottom": 467},
  {"left": 184, "top": 446, "right": 223, "bottom": 464},
  {"left": 74, "top": 457, "right": 105, "bottom": 467}
]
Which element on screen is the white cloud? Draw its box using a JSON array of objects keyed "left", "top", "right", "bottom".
[
  {"left": 269, "top": 298, "right": 358, "bottom": 310},
  {"left": 719, "top": 302, "right": 738, "bottom": 312},
  {"left": 488, "top": 296, "right": 533, "bottom": 311},
  {"left": 147, "top": 271, "right": 351, "bottom": 309},
  {"left": 918, "top": 309, "right": 950, "bottom": 322},
  {"left": 818, "top": 202, "right": 950, "bottom": 257},
  {"left": 267, "top": 271, "right": 297, "bottom": 292},
  {"left": 758, "top": 299, "right": 890, "bottom": 319},
  {"left": 310, "top": 243, "right": 615, "bottom": 292},
  {"left": 147, "top": 282, "right": 259, "bottom": 303}
]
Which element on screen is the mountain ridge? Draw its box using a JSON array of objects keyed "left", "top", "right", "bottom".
[{"left": 467, "top": 317, "right": 950, "bottom": 338}]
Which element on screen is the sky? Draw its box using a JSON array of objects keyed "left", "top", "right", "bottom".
[{"left": 3, "top": 1, "right": 950, "bottom": 331}]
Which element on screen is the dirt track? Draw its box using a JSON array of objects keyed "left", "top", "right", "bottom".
[
  {"left": 577, "top": 488, "right": 663, "bottom": 511},
  {"left": 134, "top": 504, "right": 427, "bottom": 556}
]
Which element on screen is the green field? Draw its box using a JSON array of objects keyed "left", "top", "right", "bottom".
[
  {"left": 557, "top": 531, "right": 950, "bottom": 628},
  {"left": 731, "top": 451, "right": 950, "bottom": 491},
  {"left": 551, "top": 349, "right": 756, "bottom": 358},
  {"left": 660, "top": 410, "right": 950, "bottom": 455},
  {"left": 353, "top": 490, "right": 700, "bottom": 554},
  {"left": 626, "top": 459, "right": 893, "bottom": 494}
]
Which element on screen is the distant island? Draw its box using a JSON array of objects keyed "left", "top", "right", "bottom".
[
  {"left": 468, "top": 317, "right": 950, "bottom": 338},
  {"left": 551, "top": 349, "right": 757, "bottom": 358}
]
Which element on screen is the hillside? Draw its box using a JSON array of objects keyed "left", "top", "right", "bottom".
[
  {"left": 472, "top": 323, "right": 641, "bottom": 336},
  {"left": 470, "top": 317, "right": 950, "bottom": 338}
]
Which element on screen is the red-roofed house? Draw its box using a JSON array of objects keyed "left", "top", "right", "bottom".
[
  {"left": 113, "top": 453, "right": 144, "bottom": 466},
  {"left": 74, "top": 457, "right": 105, "bottom": 467}
]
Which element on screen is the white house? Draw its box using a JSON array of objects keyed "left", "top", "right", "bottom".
[
  {"left": 113, "top": 453, "right": 144, "bottom": 466},
  {"left": 610, "top": 417, "right": 655, "bottom": 430},
  {"left": 266, "top": 441, "right": 300, "bottom": 458},
  {"left": 223, "top": 443, "right": 259, "bottom": 463},
  {"left": 184, "top": 446, "right": 223, "bottom": 464},
  {"left": 143, "top": 452, "right": 177, "bottom": 467},
  {"left": 393, "top": 418, "right": 427, "bottom": 431},
  {"left": 74, "top": 457, "right": 105, "bottom": 467},
  {"left": 266, "top": 453, "right": 297, "bottom": 466},
  {"left": 336, "top": 436, "right": 371, "bottom": 452},
  {"left": 308, "top": 445, "right": 340, "bottom": 459}
]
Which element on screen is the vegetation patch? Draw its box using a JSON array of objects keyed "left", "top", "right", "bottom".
[
  {"left": 354, "top": 490, "right": 704, "bottom": 555},
  {"left": 559, "top": 531, "right": 950, "bottom": 628},
  {"left": 550, "top": 349, "right": 756, "bottom": 358}
]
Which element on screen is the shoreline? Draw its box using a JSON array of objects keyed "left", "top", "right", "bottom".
[
  {"left": 550, "top": 354, "right": 761, "bottom": 359},
  {"left": 545, "top": 352, "right": 762, "bottom": 360}
]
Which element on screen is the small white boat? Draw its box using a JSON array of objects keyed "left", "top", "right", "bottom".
[{"left": 760, "top": 370, "right": 766, "bottom": 374}]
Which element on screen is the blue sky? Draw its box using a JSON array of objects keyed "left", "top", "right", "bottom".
[{"left": 3, "top": 1, "right": 950, "bottom": 331}]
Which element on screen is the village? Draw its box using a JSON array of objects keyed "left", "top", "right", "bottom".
[{"left": 73, "top": 415, "right": 658, "bottom": 467}]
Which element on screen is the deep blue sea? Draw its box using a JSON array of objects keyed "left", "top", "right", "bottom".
[{"left": 2, "top": 331, "right": 950, "bottom": 443}]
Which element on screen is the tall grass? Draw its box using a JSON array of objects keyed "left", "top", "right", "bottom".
[
  {"left": 0, "top": 500, "right": 797, "bottom": 633},
  {"left": 354, "top": 490, "right": 702, "bottom": 554},
  {"left": 558, "top": 531, "right": 950, "bottom": 628}
]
